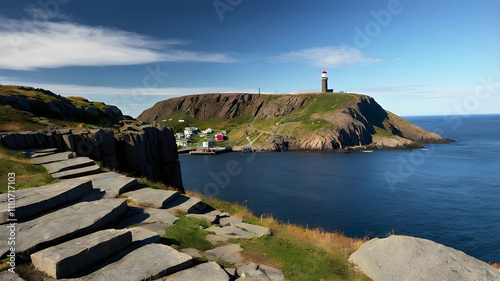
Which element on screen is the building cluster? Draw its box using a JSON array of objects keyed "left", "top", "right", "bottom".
[{"left": 175, "top": 126, "right": 227, "bottom": 148}]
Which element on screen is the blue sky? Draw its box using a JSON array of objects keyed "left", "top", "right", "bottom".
[{"left": 0, "top": 0, "right": 498, "bottom": 117}]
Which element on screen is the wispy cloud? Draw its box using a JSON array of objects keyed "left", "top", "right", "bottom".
[
  {"left": 275, "top": 46, "right": 381, "bottom": 67},
  {"left": 0, "top": 18, "right": 236, "bottom": 70}
]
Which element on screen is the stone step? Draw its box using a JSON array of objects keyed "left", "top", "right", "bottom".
[
  {"left": 76, "top": 172, "right": 138, "bottom": 199},
  {"left": 51, "top": 164, "right": 102, "bottom": 179},
  {"left": 31, "top": 229, "right": 132, "bottom": 279},
  {"left": 117, "top": 206, "right": 180, "bottom": 234},
  {"left": 205, "top": 244, "right": 244, "bottom": 265},
  {"left": 42, "top": 157, "right": 95, "bottom": 174},
  {"left": 32, "top": 151, "right": 77, "bottom": 165},
  {"left": 0, "top": 179, "right": 93, "bottom": 224},
  {"left": 17, "top": 147, "right": 59, "bottom": 158},
  {"left": 156, "top": 261, "right": 230, "bottom": 281},
  {"left": 0, "top": 199, "right": 128, "bottom": 260},
  {"left": 0, "top": 270, "right": 25, "bottom": 281},
  {"left": 129, "top": 227, "right": 161, "bottom": 246},
  {"left": 122, "top": 188, "right": 180, "bottom": 208},
  {"left": 69, "top": 244, "right": 194, "bottom": 281},
  {"left": 164, "top": 195, "right": 206, "bottom": 214}
]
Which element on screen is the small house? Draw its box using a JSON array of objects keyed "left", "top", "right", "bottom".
[
  {"left": 178, "top": 120, "right": 185, "bottom": 123},
  {"left": 176, "top": 138, "right": 189, "bottom": 147},
  {"left": 215, "top": 134, "right": 224, "bottom": 141},
  {"left": 202, "top": 141, "right": 212, "bottom": 148}
]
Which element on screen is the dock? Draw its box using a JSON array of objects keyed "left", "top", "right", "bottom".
[{"left": 189, "top": 147, "right": 232, "bottom": 156}]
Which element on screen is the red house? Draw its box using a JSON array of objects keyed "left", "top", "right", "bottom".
[{"left": 215, "top": 134, "right": 224, "bottom": 141}]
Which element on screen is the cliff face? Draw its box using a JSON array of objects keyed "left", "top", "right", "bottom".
[
  {"left": 0, "top": 126, "right": 183, "bottom": 192},
  {"left": 138, "top": 93, "right": 452, "bottom": 151}
]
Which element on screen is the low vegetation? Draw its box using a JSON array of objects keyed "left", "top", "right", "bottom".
[
  {"left": 0, "top": 147, "right": 59, "bottom": 193},
  {"left": 163, "top": 215, "right": 214, "bottom": 251}
]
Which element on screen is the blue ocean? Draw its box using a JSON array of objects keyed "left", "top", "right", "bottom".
[{"left": 180, "top": 114, "right": 500, "bottom": 263}]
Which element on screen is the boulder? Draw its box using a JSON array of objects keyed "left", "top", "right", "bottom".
[
  {"left": 348, "top": 235, "right": 500, "bottom": 281},
  {"left": 122, "top": 188, "right": 180, "bottom": 208},
  {"left": 0, "top": 199, "right": 128, "bottom": 260},
  {"left": 71, "top": 244, "right": 193, "bottom": 281},
  {"left": 0, "top": 179, "right": 93, "bottom": 224},
  {"left": 158, "top": 261, "right": 230, "bottom": 281},
  {"left": 31, "top": 229, "right": 132, "bottom": 278}
]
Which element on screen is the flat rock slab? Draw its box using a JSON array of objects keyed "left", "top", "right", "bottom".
[
  {"left": 0, "top": 270, "right": 26, "bottom": 281},
  {"left": 236, "top": 223, "right": 271, "bottom": 238},
  {"left": 259, "top": 264, "right": 285, "bottom": 281},
  {"left": 42, "top": 157, "right": 95, "bottom": 174},
  {"left": 69, "top": 244, "right": 193, "bottom": 281},
  {"left": 186, "top": 209, "right": 221, "bottom": 224},
  {"left": 164, "top": 196, "right": 204, "bottom": 214},
  {"left": 349, "top": 235, "right": 500, "bottom": 281},
  {"left": 51, "top": 164, "right": 102, "bottom": 179},
  {"left": 31, "top": 229, "right": 132, "bottom": 279},
  {"left": 122, "top": 188, "right": 180, "bottom": 208},
  {"left": 158, "top": 261, "right": 230, "bottom": 281},
  {"left": 129, "top": 227, "right": 161, "bottom": 246},
  {"left": 237, "top": 263, "right": 270, "bottom": 280},
  {"left": 205, "top": 244, "right": 244, "bottom": 265},
  {"left": 220, "top": 216, "right": 243, "bottom": 226},
  {"left": 206, "top": 234, "right": 232, "bottom": 245},
  {"left": 0, "top": 199, "right": 128, "bottom": 260},
  {"left": 206, "top": 225, "right": 257, "bottom": 239},
  {"left": 181, "top": 248, "right": 203, "bottom": 258},
  {"left": 76, "top": 172, "right": 138, "bottom": 198},
  {"left": 32, "top": 152, "right": 77, "bottom": 164},
  {"left": 0, "top": 179, "right": 93, "bottom": 224}
]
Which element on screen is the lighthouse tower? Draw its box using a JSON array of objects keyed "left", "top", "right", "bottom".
[{"left": 321, "top": 70, "right": 328, "bottom": 93}]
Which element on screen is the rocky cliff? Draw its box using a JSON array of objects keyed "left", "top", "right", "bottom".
[
  {"left": 0, "top": 126, "right": 184, "bottom": 192},
  {"left": 0, "top": 85, "right": 131, "bottom": 126},
  {"left": 137, "top": 93, "right": 453, "bottom": 151}
]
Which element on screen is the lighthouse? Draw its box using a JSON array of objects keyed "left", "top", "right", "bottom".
[{"left": 321, "top": 70, "right": 328, "bottom": 93}]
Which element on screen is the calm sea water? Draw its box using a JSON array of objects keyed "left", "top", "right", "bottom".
[{"left": 180, "top": 115, "right": 500, "bottom": 262}]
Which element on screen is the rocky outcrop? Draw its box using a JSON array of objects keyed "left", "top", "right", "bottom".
[
  {"left": 138, "top": 93, "right": 453, "bottom": 151},
  {"left": 0, "top": 125, "right": 184, "bottom": 192},
  {"left": 349, "top": 235, "right": 500, "bottom": 281},
  {"left": 0, "top": 85, "right": 131, "bottom": 125}
]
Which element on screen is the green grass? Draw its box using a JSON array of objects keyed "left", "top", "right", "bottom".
[
  {"left": 0, "top": 106, "right": 46, "bottom": 132},
  {"left": 0, "top": 147, "right": 59, "bottom": 194},
  {"left": 241, "top": 233, "right": 349, "bottom": 280},
  {"left": 0, "top": 85, "right": 59, "bottom": 103},
  {"left": 65, "top": 96, "right": 107, "bottom": 111},
  {"left": 374, "top": 126, "right": 394, "bottom": 137},
  {"left": 162, "top": 215, "right": 214, "bottom": 251}
]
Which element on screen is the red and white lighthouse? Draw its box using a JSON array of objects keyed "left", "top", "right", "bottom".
[{"left": 321, "top": 70, "right": 328, "bottom": 93}]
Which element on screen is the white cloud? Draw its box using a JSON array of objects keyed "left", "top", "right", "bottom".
[
  {"left": 276, "top": 46, "right": 381, "bottom": 67},
  {"left": 0, "top": 18, "right": 236, "bottom": 70}
]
